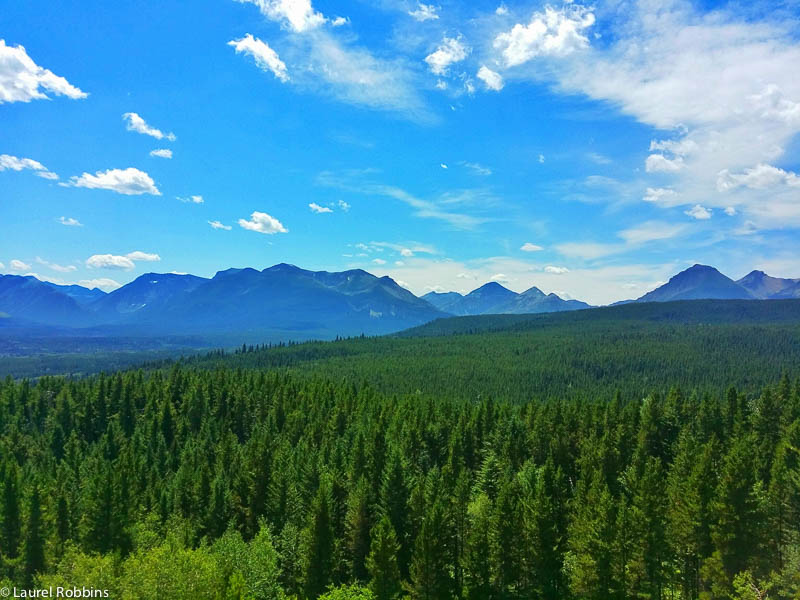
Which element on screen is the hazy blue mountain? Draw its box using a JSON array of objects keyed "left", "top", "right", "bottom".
[
  {"left": 131, "top": 264, "right": 447, "bottom": 336},
  {"left": 636, "top": 264, "right": 755, "bottom": 302},
  {"left": 90, "top": 272, "right": 209, "bottom": 320},
  {"left": 737, "top": 270, "right": 800, "bottom": 299},
  {"left": 423, "top": 284, "right": 590, "bottom": 315},
  {"left": 422, "top": 291, "right": 465, "bottom": 312},
  {"left": 495, "top": 285, "right": 592, "bottom": 313},
  {"left": 0, "top": 274, "right": 92, "bottom": 326},
  {"left": 435, "top": 282, "right": 518, "bottom": 315},
  {"left": 39, "top": 279, "right": 107, "bottom": 305}
]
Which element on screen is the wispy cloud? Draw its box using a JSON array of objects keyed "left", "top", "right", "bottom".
[
  {"left": 122, "top": 113, "right": 176, "bottom": 141},
  {"left": 0, "top": 154, "right": 58, "bottom": 180}
]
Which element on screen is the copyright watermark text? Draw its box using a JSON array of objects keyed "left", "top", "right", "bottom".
[{"left": 0, "top": 588, "right": 108, "bottom": 598}]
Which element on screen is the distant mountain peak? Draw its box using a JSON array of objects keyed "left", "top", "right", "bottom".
[{"left": 637, "top": 264, "right": 754, "bottom": 302}]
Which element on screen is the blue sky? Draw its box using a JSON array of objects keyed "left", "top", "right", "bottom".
[{"left": 1, "top": 0, "right": 799, "bottom": 304}]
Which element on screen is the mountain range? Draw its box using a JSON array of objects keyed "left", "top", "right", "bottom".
[{"left": 0, "top": 263, "right": 798, "bottom": 346}]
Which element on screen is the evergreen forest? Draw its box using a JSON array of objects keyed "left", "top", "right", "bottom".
[{"left": 0, "top": 302, "right": 799, "bottom": 599}]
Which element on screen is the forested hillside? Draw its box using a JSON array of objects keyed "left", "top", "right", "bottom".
[{"left": 0, "top": 365, "right": 798, "bottom": 598}]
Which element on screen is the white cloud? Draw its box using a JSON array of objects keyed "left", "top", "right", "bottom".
[
  {"left": 494, "top": 5, "right": 595, "bottom": 68},
  {"left": 0, "top": 39, "right": 87, "bottom": 103},
  {"left": 78, "top": 278, "right": 121, "bottom": 292},
  {"left": 228, "top": 34, "right": 289, "bottom": 82},
  {"left": 309, "top": 202, "right": 332, "bottom": 213},
  {"left": 425, "top": 36, "right": 469, "bottom": 76},
  {"left": 645, "top": 154, "right": 683, "bottom": 173},
  {"left": 66, "top": 167, "right": 160, "bottom": 196},
  {"left": 555, "top": 241, "right": 624, "bottom": 260},
  {"left": 490, "top": 273, "right": 509, "bottom": 282},
  {"left": 236, "top": 0, "right": 327, "bottom": 33},
  {"left": 545, "top": 265, "right": 569, "bottom": 274},
  {"left": 643, "top": 187, "right": 677, "bottom": 204},
  {"left": 400, "top": 248, "right": 413, "bottom": 257},
  {"left": 0, "top": 153, "right": 57, "bottom": 179},
  {"left": 462, "top": 162, "right": 492, "bottom": 176},
  {"left": 372, "top": 258, "right": 387, "bottom": 265},
  {"left": 724, "top": 206, "right": 736, "bottom": 216},
  {"left": 35, "top": 257, "right": 77, "bottom": 273},
  {"left": 618, "top": 221, "right": 686, "bottom": 245},
  {"left": 477, "top": 66, "right": 504, "bottom": 91},
  {"left": 409, "top": 3, "right": 439, "bottom": 22},
  {"left": 440, "top": 163, "right": 448, "bottom": 169},
  {"left": 717, "top": 163, "right": 800, "bottom": 191},
  {"left": 520, "top": 242, "right": 543, "bottom": 252},
  {"left": 496, "top": 4, "right": 508, "bottom": 16},
  {"left": 587, "top": 152, "right": 612, "bottom": 165},
  {"left": 538, "top": 154, "right": 545, "bottom": 163},
  {"left": 86, "top": 254, "right": 136, "bottom": 270},
  {"left": 338, "top": 200, "right": 351, "bottom": 212},
  {"left": 319, "top": 171, "right": 489, "bottom": 230},
  {"left": 527, "top": 2, "right": 800, "bottom": 227},
  {"left": 238, "top": 211, "right": 288, "bottom": 234},
  {"left": 685, "top": 204, "right": 712, "bottom": 220},
  {"left": 150, "top": 149, "right": 173, "bottom": 159},
  {"left": 126, "top": 251, "right": 161, "bottom": 262},
  {"left": 10, "top": 259, "right": 31, "bottom": 271},
  {"left": 0, "top": 262, "right": 5, "bottom": 269},
  {"left": 58, "top": 216, "right": 82, "bottom": 227},
  {"left": 122, "top": 112, "right": 175, "bottom": 141},
  {"left": 208, "top": 220, "right": 232, "bottom": 230},
  {"left": 331, "top": 16, "right": 349, "bottom": 27},
  {"left": 178, "top": 195, "right": 204, "bottom": 204}
]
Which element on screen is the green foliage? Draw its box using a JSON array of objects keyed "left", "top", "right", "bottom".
[{"left": 0, "top": 323, "right": 798, "bottom": 599}]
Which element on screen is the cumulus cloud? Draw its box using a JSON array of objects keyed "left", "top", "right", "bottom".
[
  {"left": 122, "top": 113, "right": 176, "bottom": 141},
  {"left": 66, "top": 168, "right": 160, "bottom": 195},
  {"left": 78, "top": 278, "right": 121, "bottom": 292},
  {"left": 150, "top": 149, "right": 173, "bottom": 159},
  {"left": 725, "top": 207, "right": 737, "bottom": 216},
  {"left": 409, "top": 3, "right": 439, "bottom": 22},
  {"left": 86, "top": 254, "right": 136, "bottom": 270},
  {"left": 178, "top": 195, "right": 204, "bottom": 204},
  {"left": 236, "top": 0, "right": 326, "bottom": 33},
  {"left": 228, "top": 34, "right": 289, "bottom": 82},
  {"left": 331, "top": 16, "right": 349, "bottom": 27},
  {"left": 35, "top": 257, "right": 77, "bottom": 273},
  {"left": 545, "top": 265, "right": 569, "bottom": 274},
  {"left": 309, "top": 202, "right": 332, "bottom": 213},
  {"left": 10, "top": 259, "right": 31, "bottom": 271},
  {"left": 372, "top": 258, "right": 387, "bottom": 265},
  {"left": 58, "top": 216, "right": 82, "bottom": 226},
  {"left": 520, "top": 242, "right": 543, "bottom": 252},
  {"left": 494, "top": 5, "right": 595, "bottom": 67},
  {"left": 643, "top": 187, "right": 677, "bottom": 204},
  {"left": 645, "top": 154, "right": 684, "bottom": 173},
  {"left": 338, "top": 200, "right": 351, "bottom": 212},
  {"left": 209, "top": 220, "right": 232, "bottom": 230},
  {"left": 477, "top": 66, "right": 504, "bottom": 91},
  {"left": 0, "top": 39, "right": 87, "bottom": 103},
  {"left": 685, "top": 204, "right": 712, "bottom": 220},
  {"left": 126, "top": 251, "right": 161, "bottom": 262},
  {"left": 0, "top": 153, "right": 58, "bottom": 179},
  {"left": 717, "top": 163, "right": 800, "bottom": 191},
  {"left": 425, "top": 36, "right": 470, "bottom": 76},
  {"left": 238, "top": 211, "right": 288, "bottom": 234}
]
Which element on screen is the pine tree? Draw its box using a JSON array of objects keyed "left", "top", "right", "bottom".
[
  {"left": 22, "top": 486, "right": 45, "bottom": 586},
  {"left": 0, "top": 463, "right": 21, "bottom": 560},
  {"left": 366, "top": 516, "right": 402, "bottom": 600},
  {"left": 304, "top": 476, "right": 335, "bottom": 600},
  {"left": 346, "top": 477, "right": 372, "bottom": 582}
]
